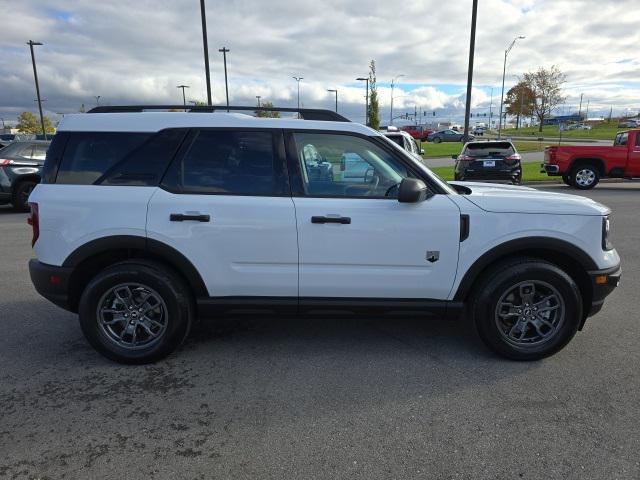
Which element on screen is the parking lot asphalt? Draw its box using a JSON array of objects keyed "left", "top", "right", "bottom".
[{"left": 1, "top": 185, "right": 639, "bottom": 480}]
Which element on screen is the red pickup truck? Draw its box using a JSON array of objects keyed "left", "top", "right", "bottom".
[
  {"left": 541, "top": 129, "right": 640, "bottom": 189},
  {"left": 400, "top": 125, "right": 433, "bottom": 141}
]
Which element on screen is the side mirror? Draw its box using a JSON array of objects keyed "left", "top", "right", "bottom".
[
  {"left": 398, "top": 178, "right": 429, "bottom": 203},
  {"left": 451, "top": 154, "right": 458, "bottom": 160},
  {"left": 420, "top": 148, "right": 425, "bottom": 155}
]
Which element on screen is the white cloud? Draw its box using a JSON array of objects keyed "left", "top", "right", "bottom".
[{"left": 1, "top": 0, "right": 639, "bottom": 123}]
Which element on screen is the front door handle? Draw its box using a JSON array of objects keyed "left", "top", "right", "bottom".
[
  {"left": 170, "top": 213, "right": 211, "bottom": 222},
  {"left": 311, "top": 215, "right": 351, "bottom": 224}
]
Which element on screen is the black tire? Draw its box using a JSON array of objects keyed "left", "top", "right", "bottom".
[
  {"left": 78, "top": 260, "right": 194, "bottom": 364},
  {"left": 570, "top": 163, "right": 600, "bottom": 190},
  {"left": 11, "top": 180, "right": 37, "bottom": 212},
  {"left": 432, "top": 136, "right": 442, "bottom": 144},
  {"left": 561, "top": 174, "right": 574, "bottom": 186},
  {"left": 472, "top": 258, "right": 582, "bottom": 361}
]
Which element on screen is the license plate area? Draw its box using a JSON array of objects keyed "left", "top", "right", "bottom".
[{"left": 483, "top": 160, "right": 496, "bottom": 167}]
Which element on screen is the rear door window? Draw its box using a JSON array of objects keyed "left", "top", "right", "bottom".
[{"left": 162, "top": 130, "right": 287, "bottom": 195}]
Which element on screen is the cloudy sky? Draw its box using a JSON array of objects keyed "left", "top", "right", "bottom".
[{"left": 1, "top": 0, "right": 639, "bottom": 125}]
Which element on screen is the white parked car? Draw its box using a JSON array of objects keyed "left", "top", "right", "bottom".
[
  {"left": 380, "top": 127, "right": 424, "bottom": 161},
  {"left": 28, "top": 106, "right": 620, "bottom": 364}
]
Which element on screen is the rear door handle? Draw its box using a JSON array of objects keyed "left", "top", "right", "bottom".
[
  {"left": 311, "top": 216, "right": 351, "bottom": 224},
  {"left": 170, "top": 213, "right": 211, "bottom": 222}
]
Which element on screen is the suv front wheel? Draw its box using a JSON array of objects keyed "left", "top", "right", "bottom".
[
  {"left": 78, "top": 260, "right": 193, "bottom": 364},
  {"left": 472, "top": 258, "right": 582, "bottom": 360}
]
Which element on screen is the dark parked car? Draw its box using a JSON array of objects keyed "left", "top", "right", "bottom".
[
  {"left": 0, "top": 140, "right": 50, "bottom": 211},
  {"left": 0, "top": 134, "right": 17, "bottom": 148},
  {"left": 426, "top": 129, "right": 474, "bottom": 143},
  {"left": 453, "top": 140, "right": 521, "bottom": 184},
  {"left": 618, "top": 119, "right": 639, "bottom": 128}
]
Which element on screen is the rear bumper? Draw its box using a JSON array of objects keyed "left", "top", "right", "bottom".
[
  {"left": 586, "top": 264, "right": 621, "bottom": 317},
  {"left": 540, "top": 163, "right": 560, "bottom": 174},
  {"left": 29, "top": 259, "right": 74, "bottom": 312},
  {"left": 457, "top": 168, "right": 521, "bottom": 182}
]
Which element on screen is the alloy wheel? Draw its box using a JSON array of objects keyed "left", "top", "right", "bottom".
[
  {"left": 494, "top": 280, "right": 565, "bottom": 347},
  {"left": 575, "top": 168, "right": 596, "bottom": 187},
  {"left": 97, "top": 283, "right": 168, "bottom": 350}
]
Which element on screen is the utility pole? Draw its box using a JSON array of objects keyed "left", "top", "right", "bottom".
[
  {"left": 199, "top": 0, "right": 212, "bottom": 105},
  {"left": 327, "top": 89, "right": 338, "bottom": 112},
  {"left": 498, "top": 35, "right": 525, "bottom": 139},
  {"left": 389, "top": 74, "right": 404, "bottom": 125},
  {"left": 177, "top": 85, "right": 189, "bottom": 109},
  {"left": 517, "top": 90, "right": 525, "bottom": 129},
  {"left": 27, "top": 40, "right": 47, "bottom": 139},
  {"left": 356, "top": 77, "right": 369, "bottom": 125},
  {"left": 489, "top": 87, "right": 493, "bottom": 129},
  {"left": 256, "top": 95, "right": 261, "bottom": 107},
  {"left": 585, "top": 99, "right": 590, "bottom": 121},
  {"left": 292, "top": 76, "right": 303, "bottom": 118},
  {"left": 463, "top": 0, "right": 478, "bottom": 142},
  {"left": 578, "top": 93, "right": 584, "bottom": 119},
  {"left": 218, "top": 47, "right": 230, "bottom": 112}
]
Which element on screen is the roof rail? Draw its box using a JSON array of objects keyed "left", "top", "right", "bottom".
[{"left": 87, "top": 105, "right": 350, "bottom": 122}]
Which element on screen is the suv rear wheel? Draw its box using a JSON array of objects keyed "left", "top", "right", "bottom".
[
  {"left": 472, "top": 258, "right": 582, "bottom": 360},
  {"left": 78, "top": 260, "right": 193, "bottom": 364}
]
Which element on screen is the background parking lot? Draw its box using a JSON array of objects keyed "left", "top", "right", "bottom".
[{"left": 1, "top": 185, "right": 638, "bottom": 479}]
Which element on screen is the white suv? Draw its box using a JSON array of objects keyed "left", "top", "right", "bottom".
[{"left": 28, "top": 106, "right": 621, "bottom": 364}]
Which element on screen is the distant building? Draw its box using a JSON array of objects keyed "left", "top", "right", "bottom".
[{"left": 543, "top": 114, "right": 582, "bottom": 125}]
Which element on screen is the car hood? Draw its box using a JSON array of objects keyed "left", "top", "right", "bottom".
[{"left": 452, "top": 182, "right": 610, "bottom": 216}]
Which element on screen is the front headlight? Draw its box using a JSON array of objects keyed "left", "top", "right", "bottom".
[{"left": 602, "top": 216, "right": 613, "bottom": 251}]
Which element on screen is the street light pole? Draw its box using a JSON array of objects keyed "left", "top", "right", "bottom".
[
  {"left": 199, "top": 0, "right": 212, "bottom": 105},
  {"left": 389, "top": 74, "right": 405, "bottom": 125},
  {"left": 177, "top": 85, "right": 189, "bottom": 109},
  {"left": 498, "top": 35, "right": 525, "bottom": 139},
  {"left": 256, "top": 95, "right": 261, "bottom": 107},
  {"left": 292, "top": 76, "right": 303, "bottom": 118},
  {"left": 578, "top": 93, "right": 584, "bottom": 119},
  {"left": 27, "top": 40, "right": 47, "bottom": 139},
  {"left": 489, "top": 87, "right": 493, "bottom": 129},
  {"left": 326, "top": 89, "right": 338, "bottom": 112},
  {"left": 462, "top": 0, "right": 478, "bottom": 142},
  {"left": 218, "top": 47, "right": 230, "bottom": 112},
  {"left": 356, "top": 77, "right": 369, "bottom": 125}
]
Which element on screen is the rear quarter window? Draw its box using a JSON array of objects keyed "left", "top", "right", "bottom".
[{"left": 55, "top": 132, "right": 152, "bottom": 185}]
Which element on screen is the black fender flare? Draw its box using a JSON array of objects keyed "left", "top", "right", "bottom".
[
  {"left": 453, "top": 236, "right": 597, "bottom": 301},
  {"left": 62, "top": 235, "right": 208, "bottom": 297}
]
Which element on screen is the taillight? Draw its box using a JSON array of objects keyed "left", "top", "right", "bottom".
[
  {"left": 504, "top": 153, "right": 521, "bottom": 165},
  {"left": 0, "top": 159, "right": 13, "bottom": 166},
  {"left": 27, "top": 202, "right": 39, "bottom": 247},
  {"left": 458, "top": 155, "right": 474, "bottom": 161}
]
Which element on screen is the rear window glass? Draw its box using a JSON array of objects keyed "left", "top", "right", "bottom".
[
  {"left": 385, "top": 135, "right": 403, "bottom": 146},
  {"left": 463, "top": 142, "right": 514, "bottom": 157},
  {"left": 56, "top": 132, "right": 151, "bottom": 184}
]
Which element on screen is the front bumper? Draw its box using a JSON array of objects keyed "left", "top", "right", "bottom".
[
  {"left": 586, "top": 264, "right": 621, "bottom": 317},
  {"left": 29, "top": 259, "right": 74, "bottom": 312}
]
